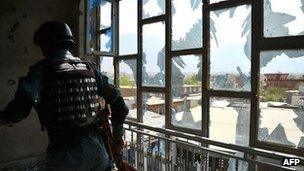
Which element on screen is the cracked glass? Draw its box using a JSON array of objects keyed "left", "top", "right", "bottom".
[
  {"left": 142, "top": 92, "right": 165, "bottom": 128},
  {"left": 119, "top": 0, "right": 138, "bottom": 55},
  {"left": 210, "top": 5, "right": 251, "bottom": 92},
  {"left": 99, "top": 1, "right": 111, "bottom": 30},
  {"left": 119, "top": 59, "right": 137, "bottom": 119},
  {"left": 100, "top": 56, "right": 114, "bottom": 84},
  {"left": 264, "top": 0, "right": 304, "bottom": 37},
  {"left": 171, "top": 55, "right": 202, "bottom": 130},
  {"left": 209, "top": 97, "right": 250, "bottom": 147},
  {"left": 171, "top": 0, "right": 202, "bottom": 50},
  {"left": 142, "top": 0, "right": 165, "bottom": 19},
  {"left": 258, "top": 50, "right": 304, "bottom": 148},
  {"left": 142, "top": 22, "right": 166, "bottom": 87},
  {"left": 100, "top": 31, "right": 112, "bottom": 52}
]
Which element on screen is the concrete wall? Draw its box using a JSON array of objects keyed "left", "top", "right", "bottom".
[{"left": 0, "top": 0, "right": 82, "bottom": 163}]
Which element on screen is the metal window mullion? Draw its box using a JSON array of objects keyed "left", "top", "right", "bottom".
[
  {"left": 95, "top": 5, "right": 101, "bottom": 68},
  {"left": 260, "top": 36, "right": 304, "bottom": 50},
  {"left": 165, "top": 2, "right": 173, "bottom": 169},
  {"left": 136, "top": 0, "right": 143, "bottom": 170},
  {"left": 119, "top": 54, "right": 138, "bottom": 59},
  {"left": 96, "top": 6, "right": 100, "bottom": 49},
  {"left": 207, "top": 90, "right": 251, "bottom": 99},
  {"left": 165, "top": 0, "right": 172, "bottom": 131},
  {"left": 98, "top": 27, "right": 112, "bottom": 34},
  {"left": 209, "top": 0, "right": 251, "bottom": 11},
  {"left": 138, "top": 0, "right": 143, "bottom": 123},
  {"left": 141, "top": 86, "right": 166, "bottom": 93},
  {"left": 170, "top": 48, "right": 203, "bottom": 57},
  {"left": 142, "top": 14, "right": 166, "bottom": 25},
  {"left": 250, "top": 0, "right": 262, "bottom": 158},
  {"left": 92, "top": 50, "right": 115, "bottom": 56},
  {"left": 113, "top": 0, "right": 119, "bottom": 86},
  {"left": 202, "top": 0, "right": 210, "bottom": 139},
  {"left": 137, "top": 0, "right": 144, "bottom": 169},
  {"left": 85, "top": 0, "right": 90, "bottom": 54}
]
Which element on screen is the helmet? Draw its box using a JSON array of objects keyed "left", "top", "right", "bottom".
[{"left": 33, "top": 21, "right": 75, "bottom": 50}]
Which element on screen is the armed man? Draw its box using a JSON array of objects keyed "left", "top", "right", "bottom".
[{"left": 0, "top": 21, "right": 129, "bottom": 171}]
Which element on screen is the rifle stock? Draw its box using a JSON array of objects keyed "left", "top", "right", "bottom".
[{"left": 99, "top": 104, "right": 137, "bottom": 171}]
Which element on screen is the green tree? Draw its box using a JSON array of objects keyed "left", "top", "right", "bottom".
[
  {"left": 120, "top": 75, "right": 132, "bottom": 86},
  {"left": 184, "top": 74, "right": 200, "bottom": 85},
  {"left": 260, "top": 86, "right": 287, "bottom": 102}
]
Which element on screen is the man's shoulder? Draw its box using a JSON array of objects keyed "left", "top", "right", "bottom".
[{"left": 28, "top": 59, "right": 46, "bottom": 76}]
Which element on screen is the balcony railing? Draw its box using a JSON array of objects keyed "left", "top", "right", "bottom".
[{"left": 121, "top": 120, "right": 303, "bottom": 171}]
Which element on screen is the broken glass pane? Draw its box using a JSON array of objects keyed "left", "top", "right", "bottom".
[
  {"left": 172, "top": 0, "right": 202, "bottom": 50},
  {"left": 100, "top": 56, "right": 114, "bottom": 84},
  {"left": 142, "top": 22, "right": 165, "bottom": 87},
  {"left": 86, "top": 0, "right": 98, "bottom": 53},
  {"left": 142, "top": 0, "right": 165, "bottom": 19},
  {"left": 99, "top": 1, "right": 111, "bottom": 30},
  {"left": 119, "top": 0, "right": 138, "bottom": 55},
  {"left": 210, "top": 5, "right": 251, "bottom": 92},
  {"left": 142, "top": 92, "right": 165, "bottom": 128},
  {"left": 100, "top": 29, "right": 112, "bottom": 52},
  {"left": 264, "top": 0, "right": 304, "bottom": 37},
  {"left": 171, "top": 55, "right": 202, "bottom": 130},
  {"left": 119, "top": 59, "right": 137, "bottom": 119},
  {"left": 258, "top": 50, "right": 304, "bottom": 148},
  {"left": 209, "top": 97, "right": 250, "bottom": 147}
]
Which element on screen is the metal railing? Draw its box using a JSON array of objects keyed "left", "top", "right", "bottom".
[{"left": 121, "top": 120, "right": 304, "bottom": 171}]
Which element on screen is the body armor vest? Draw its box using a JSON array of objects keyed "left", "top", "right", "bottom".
[{"left": 37, "top": 58, "right": 100, "bottom": 130}]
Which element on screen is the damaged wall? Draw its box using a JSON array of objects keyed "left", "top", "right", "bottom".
[{"left": 0, "top": 0, "right": 82, "bottom": 163}]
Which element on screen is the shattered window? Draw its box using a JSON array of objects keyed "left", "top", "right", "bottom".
[
  {"left": 99, "top": 1, "right": 113, "bottom": 52},
  {"left": 171, "top": 0, "right": 202, "bottom": 50},
  {"left": 171, "top": 55, "right": 202, "bottom": 130},
  {"left": 94, "top": 0, "right": 304, "bottom": 154},
  {"left": 258, "top": 50, "right": 304, "bottom": 148},
  {"left": 99, "top": 1, "right": 111, "bottom": 30},
  {"left": 86, "top": 0, "right": 98, "bottom": 53},
  {"left": 142, "top": 0, "right": 165, "bottom": 19},
  {"left": 142, "top": 22, "right": 165, "bottom": 87},
  {"left": 100, "top": 30, "right": 112, "bottom": 52},
  {"left": 209, "top": 97, "right": 250, "bottom": 147},
  {"left": 209, "top": 97, "right": 250, "bottom": 170},
  {"left": 100, "top": 56, "right": 114, "bottom": 84},
  {"left": 264, "top": 0, "right": 304, "bottom": 37},
  {"left": 87, "top": 0, "right": 113, "bottom": 53},
  {"left": 119, "top": 0, "right": 138, "bottom": 55},
  {"left": 142, "top": 92, "right": 165, "bottom": 128},
  {"left": 210, "top": 5, "right": 251, "bottom": 92},
  {"left": 119, "top": 59, "right": 137, "bottom": 119}
]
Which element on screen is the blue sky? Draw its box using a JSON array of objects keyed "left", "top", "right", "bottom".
[
  {"left": 100, "top": 0, "right": 304, "bottom": 77},
  {"left": 261, "top": 51, "right": 304, "bottom": 74}
]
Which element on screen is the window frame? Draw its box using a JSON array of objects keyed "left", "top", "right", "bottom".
[{"left": 87, "top": 0, "right": 304, "bottom": 156}]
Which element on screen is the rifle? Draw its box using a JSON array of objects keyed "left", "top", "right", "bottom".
[{"left": 99, "top": 104, "right": 137, "bottom": 171}]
